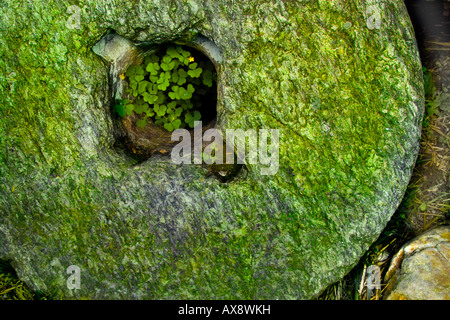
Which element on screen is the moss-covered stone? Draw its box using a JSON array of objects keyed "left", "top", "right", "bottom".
[{"left": 0, "top": 0, "right": 423, "bottom": 299}]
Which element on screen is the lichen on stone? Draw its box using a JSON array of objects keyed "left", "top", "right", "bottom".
[{"left": 0, "top": 0, "right": 424, "bottom": 299}]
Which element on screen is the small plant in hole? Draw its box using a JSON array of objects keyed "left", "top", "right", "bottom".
[{"left": 114, "top": 45, "right": 217, "bottom": 132}]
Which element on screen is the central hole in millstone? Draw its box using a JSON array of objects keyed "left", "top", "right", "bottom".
[{"left": 115, "top": 43, "right": 218, "bottom": 159}]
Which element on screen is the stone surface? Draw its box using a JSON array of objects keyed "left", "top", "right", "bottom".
[
  {"left": 0, "top": 0, "right": 424, "bottom": 299},
  {"left": 384, "top": 226, "right": 450, "bottom": 300}
]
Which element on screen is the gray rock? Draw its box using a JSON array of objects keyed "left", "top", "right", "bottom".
[
  {"left": 0, "top": 0, "right": 424, "bottom": 299},
  {"left": 384, "top": 226, "right": 450, "bottom": 300}
]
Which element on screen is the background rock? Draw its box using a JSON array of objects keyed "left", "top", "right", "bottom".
[
  {"left": 0, "top": 0, "right": 424, "bottom": 299},
  {"left": 384, "top": 225, "right": 450, "bottom": 300}
]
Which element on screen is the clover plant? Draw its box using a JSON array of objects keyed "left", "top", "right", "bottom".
[{"left": 114, "top": 45, "right": 217, "bottom": 132}]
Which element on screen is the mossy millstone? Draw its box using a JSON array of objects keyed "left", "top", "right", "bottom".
[{"left": 0, "top": 1, "right": 424, "bottom": 299}]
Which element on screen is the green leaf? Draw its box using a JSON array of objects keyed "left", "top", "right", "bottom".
[
  {"left": 180, "top": 100, "right": 193, "bottom": 110},
  {"left": 125, "top": 65, "right": 137, "bottom": 77},
  {"left": 177, "top": 77, "right": 186, "bottom": 86},
  {"left": 419, "top": 202, "right": 427, "bottom": 212},
  {"left": 156, "top": 105, "right": 166, "bottom": 117},
  {"left": 146, "top": 62, "right": 160, "bottom": 75},
  {"left": 135, "top": 75, "right": 144, "bottom": 82},
  {"left": 141, "top": 103, "right": 150, "bottom": 113},
  {"left": 144, "top": 55, "right": 152, "bottom": 66},
  {"left": 168, "top": 91, "right": 176, "bottom": 100},
  {"left": 161, "top": 62, "right": 169, "bottom": 71},
  {"left": 134, "top": 103, "right": 143, "bottom": 114},
  {"left": 178, "top": 69, "right": 187, "bottom": 78},
  {"left": 180, "top": 49, "right": 191, "bottom": 58},
  {"left": 150, "top": 53, "right": 159, "bottom": 62},
  {"left": 185, "top": 112, "right": 193, "bottom": 124},
  {"left": 138, "top": 81, "right": 148, "bottom": 94},
  {"left": 150, "top": 94, "right": 159, "bottom": 104},
  {"left": 167, "top": 101, "right": 177, "bottom": 109},
  {"left": 193, "top": 110, "right": 201, "bottom": 121},
  {"left": 125, "top": 103, "right": 134, "bottom": 116},
  {"left": 177, "top": 86, "right": 185, "bottom": 100},
  {"left": 202, "top": 69, "right": 213, "bottom": 87},
  {"left": 135, "top": 65, "right": 144, "bottom": 75},
  {"left": 157, "top": 71, "right": 170, "bottom": 88},
  {"left": 114, "top": 104, "right": 125, "bottom": 117},
  {"left": 180, "top": 48, "right": 190, "bottom": 58},
  {"left": 162, "top": 61, "right": 176, "bottom": 71},
  {"left": 166, "top": 46, "right": 178, "bottom": 58},
  {"left": 189, "top": 62, "right": 198, "bottom": 70},
  {"left": 157, "top": 73, "right": 165, "bottom": 84},
  {"left": 179, "top": 86, "right": 192, "bottom": 100},
  {"left": 168, "top": 86, "right": 179, "bottom": 100},
  {"left": 164, "top": 122, "right": 174, "bottom": 132},
  {"left": 157, "top": 82, "right": 169, "bottom": 91},
  {"left": 172, "top": 119, "right": 182, "bottom": 130},
  {"left": 175, "top": 107, "right": 183, "bottom": 117},
  {"left": 156, "top": 91, "right": 165, "bottom": 104},
  {"left": 147, "top": 83, "right": 158, "bottom": 94},
  {"left": 136, "top": 118, "right": 147, "bottom": 128},
  {"left": 188, "top": 67, "right": 202, "bottom": 78},
  {"left": 167, "top": 113, "right": 176, "bottom": 122},
  {"left": 172, "top": 70, "right": 179, "bottom": 84}
]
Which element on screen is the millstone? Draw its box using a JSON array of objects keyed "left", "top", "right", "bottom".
[{"left": 0, "top": 0, "right": 424, "bottom": 299}]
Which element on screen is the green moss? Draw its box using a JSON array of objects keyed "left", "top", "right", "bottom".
[{"left": 0, "top": 0, "right": 423, "bottom": 300}]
